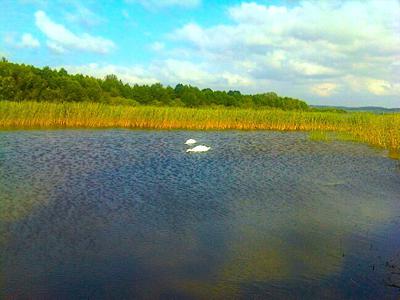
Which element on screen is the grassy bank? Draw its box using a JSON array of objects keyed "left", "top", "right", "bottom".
[{"left": 0, "top": 101, "right": 399, "bottom": 152}]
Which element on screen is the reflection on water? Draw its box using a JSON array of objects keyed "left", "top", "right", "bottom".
[{"left": 0, "top": 130, "right": 399, "bottom": 299}]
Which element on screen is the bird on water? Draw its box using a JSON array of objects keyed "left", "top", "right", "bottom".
[
  {"left": 186, "top": 145, "right": 211, "bottom": 153},
  {"left": 185, "top": 139, "right": 197, "bottom": 145}
]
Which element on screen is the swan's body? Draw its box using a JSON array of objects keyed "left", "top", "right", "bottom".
[
  {"left": 185, "top": 139, "right": 197, "bottom": 145},
  {"left": 186, "top": 145, "right": 211, "bottom": 153}
]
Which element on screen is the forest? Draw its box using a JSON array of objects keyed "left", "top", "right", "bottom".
[{"left": 0, "top": 58, "right": 311, "bottom": 110}]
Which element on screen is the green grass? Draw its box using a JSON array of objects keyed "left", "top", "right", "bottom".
[
  {"left": 309, "top": 131, "right": 331, "bottom": 142},
  {"left": 0, "top": 101, "right": 399, "bottom": 154}
]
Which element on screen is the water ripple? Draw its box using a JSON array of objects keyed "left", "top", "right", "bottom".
[{"left": 0, "top": 129, "right": 399, "bottom": 299}]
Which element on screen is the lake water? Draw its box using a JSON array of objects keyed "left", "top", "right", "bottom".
[{"left": 0, "top": 130, "right": 399, "bottom": 299}]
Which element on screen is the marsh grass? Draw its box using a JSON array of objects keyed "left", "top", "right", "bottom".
[
  {"left": 0, "top": 101, "right": 399, "bottom": 153},
  {"left": 388, "top": 149, "right": 400, "bottom": 160},
  {"left": 309, "top": 131, "right": 331, "bottom": 142}
]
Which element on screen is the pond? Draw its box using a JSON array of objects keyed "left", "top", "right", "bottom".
[{"left": 0, "top": 130, "right": 399, "bottom": 299}]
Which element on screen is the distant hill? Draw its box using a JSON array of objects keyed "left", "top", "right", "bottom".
[{"left": 311, "top": 105, "right": 400, "bottom": 114}]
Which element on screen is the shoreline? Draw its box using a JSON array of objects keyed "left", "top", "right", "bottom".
[{"left": 0, "top": 101, "right": 399, "bottom": 154}]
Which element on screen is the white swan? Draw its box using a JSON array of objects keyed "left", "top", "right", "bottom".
[
  {"left": 186, "top": 145, "right": 211, "bottom": 153},
  {"left": 185, "top": 139, "right": 197, "bottom": 145}
]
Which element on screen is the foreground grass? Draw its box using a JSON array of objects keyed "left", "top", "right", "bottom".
[{"left": 0, "top": 101, "right": 399, "bottom": 152}]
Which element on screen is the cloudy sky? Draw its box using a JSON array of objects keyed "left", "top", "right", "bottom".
[{"left": 1, "top": 0, "right": 399, "bottom": 107}]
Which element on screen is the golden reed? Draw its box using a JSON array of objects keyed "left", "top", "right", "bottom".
[{"left": 0, "top": 101, "right": 399, "bottom": 152}]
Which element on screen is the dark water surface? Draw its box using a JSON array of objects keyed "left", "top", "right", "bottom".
[{"left": 1, "top": 130, "right": 400, "bottom": 299}]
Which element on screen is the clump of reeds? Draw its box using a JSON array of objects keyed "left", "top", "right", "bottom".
[
  {"left": 309, "top": 131, "right": 331, "bottom": 142},
  {"left": 0, "top": 101, "right": 399, "bottom": 153}
]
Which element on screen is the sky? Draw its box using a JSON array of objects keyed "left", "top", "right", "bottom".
[{"left": 1, "top": 0, "right": 399, "bottom": 107}]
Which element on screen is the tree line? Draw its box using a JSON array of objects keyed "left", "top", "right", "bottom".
[{"left": 0, "top": 58, "right": 311, "bottom": 110}]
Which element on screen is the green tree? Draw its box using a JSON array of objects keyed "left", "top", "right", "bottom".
[
  {"left": 0, "top": 76, "right": 16, "bottom": 100},
  {"left": 0, "top": 59, "right": 310, "bottom": 110}
]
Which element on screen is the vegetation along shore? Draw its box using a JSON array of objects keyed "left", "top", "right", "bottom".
[
  {"left": 1, "top": 101, "right": 399, "bottom": 154},
  {"left": 0, "top": 59, "right": 399, "bottom": 155}
]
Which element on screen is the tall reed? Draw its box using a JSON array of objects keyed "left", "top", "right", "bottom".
[{"left": 0, "top": 101, "right": 399, "bottom": 151}]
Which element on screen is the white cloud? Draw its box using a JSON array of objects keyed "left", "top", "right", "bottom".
[
  {"left": 47, "top": 41, "right": 65, "bottom": 54},
  {"left": 60, "top": 59, "right": 254, "bottom": 92},
  {"left": 62, "top": 63, "right": 158, "bottom": 85},
  {"left": 350, "top": 78, "right": 400, "bottom": 96},
  {"left": 19, "top": 33, "right": 40, "bottom": 48},
  {"left": 64, "top": 5, "right": 105, "bottom": 27},
  {"left": 150, "top": 41, "right": 165, "bottom": 52},
  {"left": 168, "top": 0, "right": 400, "bottom": 106},
  {"left": 311, "top": 83, "right": 338, "bottom": 97},
  {"left": 151, "top": 59, "right": 215, "bottom": 85},
  {"left": 147, "top": 59, "right": 253, "bottom": 89},
  {"left": 43, "top": 1, "right": 400, "bottom": 107},
  {"left": 366, "top": 79, "right": 393, "bottom": 96},
  {"left": 126, "top": 0, "right": 201, "bottom": 9},
  {"left": 229, "top": 2, "right": 288, "bottom": 25},
  {"left": 35, "top": 10, "right": 115, "bottom": 54},
  {"left": 4, "top": 32, "right": 40, "bottom": 49},
  {"left": 289, "top": 60, "right": 338, "bottom": 76}
]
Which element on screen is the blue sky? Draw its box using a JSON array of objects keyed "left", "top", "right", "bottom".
[{"left": 1, "top": 0, "right": 399, "bottom": 107}]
